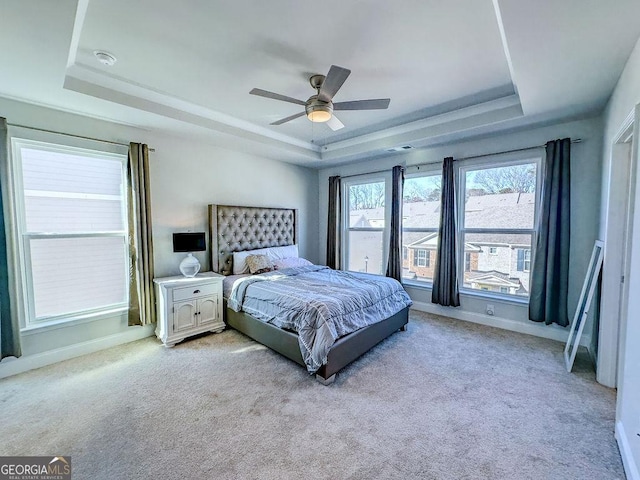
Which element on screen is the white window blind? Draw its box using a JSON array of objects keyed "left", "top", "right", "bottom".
[{"left": 15, "top": 142, "right": 128, "bottom": 324}]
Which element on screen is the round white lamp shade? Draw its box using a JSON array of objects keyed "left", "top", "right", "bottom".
[{"left": 179, "top": 253, "right": 201, "bottom": 277}]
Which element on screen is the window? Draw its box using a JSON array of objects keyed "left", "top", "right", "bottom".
[
  {"left": 459, "top": 158, "right": 540, "bottom": 298},
  {"left": 343, "top": 176, "right": 389, "bottom": 274},
  {"left": 402, "top": 247, "right": 408, "bottom": 260},
  {"left": 11, "top": 138, "right": 128, "bottom": 326},
  {"left": 402, "top": 171, "right": 441, "bottom": 284},
  {"left": 414, "top": 249, "right": 430, "bottom": 267},
  {"left": 517, "top": 248, "right": 531, "bottom": 272}
]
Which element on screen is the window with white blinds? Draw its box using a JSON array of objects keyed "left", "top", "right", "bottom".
[{"left": 12, "top": 140, "right": 128, "bottom": 325}]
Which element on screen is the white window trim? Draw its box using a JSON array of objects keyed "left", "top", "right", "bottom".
[
  {"left": 8, "top": 134, "right": 129, "bottom": 330},
  {"left": 341, "top": 172, "right": 392, "bottom": 275},
  {"left": 522, "top": 248, "right": 532, "bottom": 272},
  {"left": 457, "top": 151, "right": 543, "bottom": 302},
  {"left": 416, "top": 249, "right": 427, "bottom": 267}
]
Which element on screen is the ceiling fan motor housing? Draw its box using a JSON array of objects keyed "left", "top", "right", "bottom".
[{"left": 309, "top": 74, "right": 326, "bottom": 90}]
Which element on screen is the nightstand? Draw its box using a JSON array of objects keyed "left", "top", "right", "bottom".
[{"left": 154, "top": 272, "right": 224, "bottom": 347}]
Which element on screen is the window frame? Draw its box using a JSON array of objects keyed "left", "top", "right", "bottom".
[
  {"left": 341, "top": 172, "right": 392, "bottom": 276},
  {"left": 9, "top": 135, "right": 130, "bottom": 330},
  {"left": 457, "top": 153, "right": 543, "bottom": 302}
]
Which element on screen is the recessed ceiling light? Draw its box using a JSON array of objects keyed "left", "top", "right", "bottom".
[
  {"left": 93, "top": 50, "right": 117, "bottom": 66},
  {"left": 386, "top": 145, "right": 414, "bottom": 153}
]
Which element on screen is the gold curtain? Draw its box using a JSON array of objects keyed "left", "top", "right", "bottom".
[{"left": 127, "top": 143, "right": 156, "bottom": 326}]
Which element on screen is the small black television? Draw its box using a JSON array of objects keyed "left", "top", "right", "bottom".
[{"left": 173, "top": 232, "right": 206, "bottom": 253}]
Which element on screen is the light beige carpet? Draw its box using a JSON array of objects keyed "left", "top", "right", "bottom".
[{"left": 0, "top": 311, "right": 624, "bottom": 479}]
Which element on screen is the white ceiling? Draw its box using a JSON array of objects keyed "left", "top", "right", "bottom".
[{"left": 2, "top": 0, "right": 640, "bottom": 166}]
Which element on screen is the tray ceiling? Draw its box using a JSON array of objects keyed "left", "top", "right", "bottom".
[{"left": 2, "top": 0, "right": 640, "bottom": 165}]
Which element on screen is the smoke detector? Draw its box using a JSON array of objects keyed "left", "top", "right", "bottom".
[{"left": 93, "top": 50, "right": 117, "bottom": 66}]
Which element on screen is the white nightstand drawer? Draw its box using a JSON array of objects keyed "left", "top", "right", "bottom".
[{"left": 173, "top": 283, "right": 217, "bottom": 301}]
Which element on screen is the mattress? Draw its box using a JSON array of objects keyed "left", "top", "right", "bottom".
[{"left": 222, "top": 274, "right": 249, "bottom": 299}]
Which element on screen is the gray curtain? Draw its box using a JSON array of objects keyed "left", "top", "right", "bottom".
[
  {"left": 326, "top": 175, "right": 341, "bottom": 270},
  {"left": 127, "top": 143, "right": 156, "bottom": 326},
  {"left": 0, "top": 118, "right": 21, "bottom": 359},
  {"left": 529, "top": 138, "right": 571, "bottom": 326},
  {"left": 386, "top": 165, "right": 404, "bottom": 281},
  {"left": 432, "top": 157, "right": 460, "bottom": 307}
]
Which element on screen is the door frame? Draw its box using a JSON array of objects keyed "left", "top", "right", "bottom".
[{"left": 598, "top": 106, "right": 638, "bottom": 387}]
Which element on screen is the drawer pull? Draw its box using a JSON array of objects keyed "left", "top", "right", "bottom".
[{"left": 193, "top": 289, "right": 201, "bottom": 294}]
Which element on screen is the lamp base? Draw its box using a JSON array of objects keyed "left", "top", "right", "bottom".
[{"left": 179, "top": 253, "right": 201, "bottom": 277}]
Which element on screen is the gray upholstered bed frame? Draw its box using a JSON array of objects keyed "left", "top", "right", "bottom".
[{"left": 208, "top": 204, "right": 409, "bottom": 384}]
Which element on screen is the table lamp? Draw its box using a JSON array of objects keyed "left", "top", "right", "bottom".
[{"left": 173, "top": 232, "right": 206, "bottom": 277}]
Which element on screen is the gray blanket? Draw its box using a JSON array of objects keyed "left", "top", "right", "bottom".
[{"left": 228, "top": 265, "right": 412, "bottom": 372}]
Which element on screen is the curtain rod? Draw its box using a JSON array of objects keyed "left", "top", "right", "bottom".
[
  {"left": 339, "top": 138, "right": 582, "bottom": 179},
  {"left": 455, "top": 138, "right": 581, "bottom": 163},
  {"left": 7, "top": 123, "right": 155, "bottom": 152}
]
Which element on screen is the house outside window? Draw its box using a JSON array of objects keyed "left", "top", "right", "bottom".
[
  {"left": 10, "top": 137, "right": 129, "bottom": 327},
  {"left": 489, "top": 246, "right": 498, "bottom": 255},
  {"left": 465, "top": 252, "right": 471, "bottom": 272}
]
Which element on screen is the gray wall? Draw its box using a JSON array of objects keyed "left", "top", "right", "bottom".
[
  {"left": 0, "top": 96, "right": 319, "bottom": 360},
  {"left": 318, "top": 117, "right": 603, "bottom": 345}
]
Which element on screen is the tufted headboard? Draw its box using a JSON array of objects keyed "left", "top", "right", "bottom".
[{"left": 208, "top": 204, "right": 299, "bottom": 275}]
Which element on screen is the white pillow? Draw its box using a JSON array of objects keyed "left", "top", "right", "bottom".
[
  {"left": 268, "top": 244, "right": 298, "bottom": 260},
  {"left": 232, "top": 245, "right": 299, "bottom": 274},
  {"left": 273, "top": 257, "right": 312, "bottom": 270}
]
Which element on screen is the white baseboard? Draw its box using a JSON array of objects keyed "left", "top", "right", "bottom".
[
  {"left": 410, "top": 301, "right": 591, "bottom": 346},
  {"left": 616, "top": 421, "right": 640, "bottom": 480},
  {"left": 0, "top": 325, "right": 155, "bottom": 379}
]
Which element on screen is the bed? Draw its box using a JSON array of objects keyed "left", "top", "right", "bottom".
[{"left": 208, "top": 204, "right": 411, "bottom": 384}]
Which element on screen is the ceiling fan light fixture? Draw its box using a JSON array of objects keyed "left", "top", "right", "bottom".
[
  {"left": 305, "top": 97, "right": 333, "bottom": 123},
  {"left": 307, "top": 109, "right": 332, "bottom": 123}
]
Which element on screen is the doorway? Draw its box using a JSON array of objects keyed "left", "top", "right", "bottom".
[{"left": 598, "top": 110, "right": 637, "bottom": 387}]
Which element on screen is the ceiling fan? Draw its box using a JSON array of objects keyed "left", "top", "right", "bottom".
[{"left": 250, "top": 65, "right": 390, "bottom": 131}]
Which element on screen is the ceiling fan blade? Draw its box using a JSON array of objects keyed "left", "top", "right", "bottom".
[
  {"left": 250, "top": 88, "right": 306, "bottom": 106},
  {"left": 326, "top": 115, "right": 345, "bottom": 131},
  {"left": 270, "top": 111, "right": 306, "bottom": 125},
  {"left": 318, "top": 65, "right": 351, "bottom": 102},
  {"left": 334, "top": 98, "right": 391, "bottom": 110}
]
